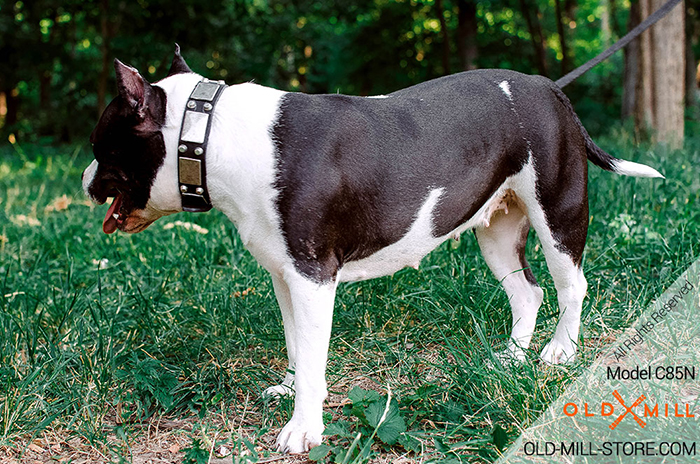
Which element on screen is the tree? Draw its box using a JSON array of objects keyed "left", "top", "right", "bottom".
[
  {"left": 685, "top": 0, "right": 699, "bottom": 112},
  {"left": 0, "top": 0, "right": 687, "bottom": 143},
  {"left": 554, "top": 0, "right": 572, "bottom": 75},
  {"left": 518, "top": 0, "right": 548, "bottom": 76},
  {"left": 633, "top": 0, "right": 685, "bottom": 147},
  {"left": 435, "top": 0, "right": 451, "bottom": 74},
  {"left": 622, "top": 0, "right": 641, "bottom": 120},
  {"left": 456, "top": 0, "right": 478, "bottom": 71}
]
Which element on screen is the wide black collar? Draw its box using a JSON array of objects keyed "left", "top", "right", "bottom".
[{"left": 176, "top": 78, "right": 227, "bottom": 212}]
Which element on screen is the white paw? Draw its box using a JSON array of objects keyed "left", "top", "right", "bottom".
[
  {"left": 540, "top": 339, "right": 577, "bottom": 365},
  {"left": 276, "top": 416, "right": 324, "bottom": 454},
  {"left": 263, "top": 384, "right": 295, "bottom": 399}
]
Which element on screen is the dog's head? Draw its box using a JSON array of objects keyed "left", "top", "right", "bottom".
[{"left": 82, "top": 47, "right": 193, "bottom": 234}]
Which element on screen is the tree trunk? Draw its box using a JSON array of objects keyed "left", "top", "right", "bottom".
[
  {"left": 456, "top": 0, "right": 478, "bottom": 71},
  {"left": 564, "top": 0, "right": 577, "bottom": 22},
  {"left": 622, "top": 0, "right": 640, "bottom": 119},
  {"left": 635, "top": 0, "right": 685, "bottom": 147},
  {"left": 518, "top": 0, "right": 548, "bottom": 76},
  {"left": 686, "top": 29, "right": 697, "bottom": 109},
  {"left": 601, "top": 0, "right": 612, "bottom": 46},
  {"left": 564, "top": 0, "right": 577, "bottom": 65},
  {"left": 40, "top": 71, "right": 51, "bottom": 108},
  {"left": 635, "top": 0, "right": 654, "bottom": 132},
  {"left": 3, "top": 87, "right": 18, "bottom": 127},
  {"left": 685, "top": 2, "right": 698, "bottom": 110},
  {"left": 97, "top": 0, "right": 110, "bottom": 117},
  {"left": 435, "top": 0, "right": 451, "bottom": 75},
  {"left": 554, "top": 0, "right": 571, "bottom": 75},
  {"left": 609, "top": 0, "right": 623, "bottom": 37},
  {"left": 533, "top": 8, "right": 548, "bottom": 74}
]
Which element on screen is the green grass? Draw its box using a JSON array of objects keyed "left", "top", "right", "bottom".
[{"left": 0, "top": 130, "right": 698, "bottom": 463}]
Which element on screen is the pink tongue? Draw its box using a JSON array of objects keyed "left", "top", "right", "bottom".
[{"left": 102, "top": 195, "right": 123, "bottom": 234}]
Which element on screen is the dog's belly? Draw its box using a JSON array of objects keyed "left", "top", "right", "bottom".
[
  {"left": 337, "top": 183, "right": 514, "bottom": 282},
  {"left": 338, "top": 188, "right": 445, "bottom": 282}
]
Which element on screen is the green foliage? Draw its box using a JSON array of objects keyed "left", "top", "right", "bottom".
[
  {"left": 231, "top": 435, "right": 260, "bottom": 464},
  {"left": 2, "top": 0, "right": 684, "bottom": 142},
  {"left": 310, "top": 386, "right": 416, "bottom": 463},
  {"left": 114, "top": 354, "right": 180, "bottom": 419},
  {"left": 491, "top": 423, "right": 508, "bottom": 451},
  {"left": 344, "top": 387, "right": 405, "bottom": 445},
  {"left": 182, "top": 437, "right": 210, "bottom": 464}
]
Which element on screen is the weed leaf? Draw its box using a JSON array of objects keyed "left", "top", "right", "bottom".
[
  {"left": 376, "top": 399, "right": 405, "bottom": 445},
  {"left": 182, "top": 437, "right": 209, "bottom": 464},
  {"left": 308, "top": 443, "right": 332, "bottom": 461},
  {"left": 434, "top": 437, "right": 452, "bottom": 453},
  {"left": 398, "top": 432, "right": 422, "bottom": 453},
  {"left": 324, "top": 420, "right": 353, "bottom": 438},
  {"left": 491, "top": 423, "right": 508, "bottom": 451}
]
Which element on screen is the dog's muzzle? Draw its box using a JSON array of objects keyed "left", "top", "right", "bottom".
[{"left": 82, "top": 160, "right": 100, "bottom": 202}]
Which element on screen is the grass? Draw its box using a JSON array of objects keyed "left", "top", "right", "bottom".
[{"left": 0, "top": 129, "right": 698, "bottom": 463}]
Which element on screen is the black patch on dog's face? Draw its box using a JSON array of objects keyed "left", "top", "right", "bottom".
[{"left": 87, "top": 61, "right": 167, "bottom": 216}]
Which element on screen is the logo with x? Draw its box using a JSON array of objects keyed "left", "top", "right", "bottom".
[{"left": 609, "top": 390, "right": 647, "bottom": 430}]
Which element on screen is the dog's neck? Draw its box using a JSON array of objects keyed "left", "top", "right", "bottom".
[{"left": 156, "top": 73, "right": 287, "bottom": 254}]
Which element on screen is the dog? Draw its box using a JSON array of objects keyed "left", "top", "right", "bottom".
[{"left": 82, "top": 47, "right": 663, "bottom": 453}]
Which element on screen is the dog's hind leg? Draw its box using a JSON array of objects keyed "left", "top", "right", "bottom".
[
  {"left": 263, "top": 274, "right": 296, "bottom": 398},
  {"left": 476, "top": 198, "right": 544, "bottom": 362},
  {"left": 532, "top": 226, "right": 588, "bottom": 365},
  {"left": 539, "top": 262, "right": 587, "bottom": 365},
  {"left": 512, "top": 158, "right": 589, "bottom": 365}
]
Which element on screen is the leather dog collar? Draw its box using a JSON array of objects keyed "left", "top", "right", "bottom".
[{"left": 176, "top": 78, "right": 227, "bottom": 212}]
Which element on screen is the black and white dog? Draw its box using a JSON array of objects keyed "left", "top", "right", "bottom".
[{"left": 82, "top": 48, "right": 662, "bottom": 453}]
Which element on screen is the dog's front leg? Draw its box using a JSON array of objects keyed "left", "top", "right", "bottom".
[
  {"left": 275, "top": 271, "right": 336, "bottom": 454},
  {"left": 263, "top": 274, "right": 296, "bottom": 397}
]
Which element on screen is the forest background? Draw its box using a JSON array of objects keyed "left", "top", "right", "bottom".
[
  {"left": 0, "top": 0, "right": 697, "bottom": 143},
  {"left": 0, "top": 1, "right": 698, "bottom": 463}
]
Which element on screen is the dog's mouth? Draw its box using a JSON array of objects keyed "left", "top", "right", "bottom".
[
  {"left": 100, "top": 194, "right": 157, "bottom": 235},
  {"left": 103, "top": 195, "right": 125, "bottom": 234}
]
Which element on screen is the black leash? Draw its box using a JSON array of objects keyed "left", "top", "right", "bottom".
[{"left": 556, "top": 0, "right": 682, "bottom": 88}]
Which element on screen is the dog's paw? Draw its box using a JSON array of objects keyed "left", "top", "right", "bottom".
[
  {"left": 263, "top": 384, "right": 295, "bottom": 399},
  {"left": 540, "top": 339, "right": 577, "bottom": 365},
  {"left": 276, "top": 416, "right": 324, "bottom": 454}
]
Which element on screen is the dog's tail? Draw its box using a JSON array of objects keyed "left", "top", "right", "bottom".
[{"left": 551, "top": 85, "right": 664, "bottom": 179}]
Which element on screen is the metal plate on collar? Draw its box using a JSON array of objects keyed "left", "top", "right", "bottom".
[
  {"left": 190, "top": 82, "right": 220, "bottom": 101},
  {"left": 179, "top": 158, "right": 202, "bottom": 185},
  {"left": 181, "top": 111, "right": 209, "bottom": 143}
]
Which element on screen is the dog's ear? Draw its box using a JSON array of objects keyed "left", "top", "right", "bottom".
[
  {"left": 114, "top": 59, "right": 150, "bottom": 113},
  {"left": 113, "top": 59, "right": 163, "bottom": 131},
  {"left": 167, "top": 43, "right": 193, "bottom": 77}
]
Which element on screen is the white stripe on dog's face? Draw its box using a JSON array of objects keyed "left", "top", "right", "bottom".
[{"left": 82, "top": 160, "right": 99, "bottom": 201}]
